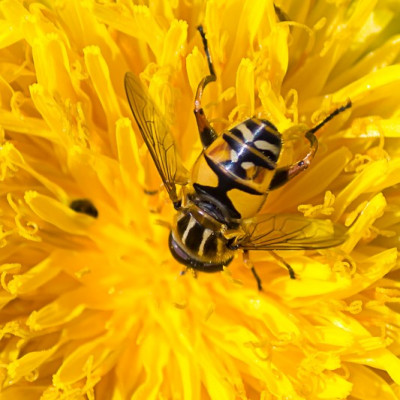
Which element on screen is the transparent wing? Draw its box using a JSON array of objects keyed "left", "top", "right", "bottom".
[
  {"left": 237, "top": 214, "right": 346, "bottom": 250},
  {"left": 124, "top": 72, "right": 189, "bottom": 203}
]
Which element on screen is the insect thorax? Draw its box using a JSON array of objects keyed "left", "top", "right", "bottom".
[
  {"left": 191, "top": 118, "right": 282, "bottom": 220},
  {"left": 169, "top": 206, "right": 234, "bottom": 272}
]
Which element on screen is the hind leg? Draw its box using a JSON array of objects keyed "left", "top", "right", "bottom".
[
  {"left": 269, "top": 101, "right": 352, "bottom": 190},
  {"left": 194, "top": 26, "right": 218, "bottom": 148}
]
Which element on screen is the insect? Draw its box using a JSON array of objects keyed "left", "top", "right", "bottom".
[
  {"left": 70, "top": 198, "right": 98, "bottom": 218},
  {"left": 124, "top": 26, "right": 351, "bottom": 290}
]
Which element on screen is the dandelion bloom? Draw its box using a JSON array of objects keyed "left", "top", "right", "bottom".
[{"left": 1, "top": 0, "right": 400, "bottom": 399}]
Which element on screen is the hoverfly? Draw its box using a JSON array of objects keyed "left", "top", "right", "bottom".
[{"left": 124, "top": 26, "right": 351, "bottom": 290}]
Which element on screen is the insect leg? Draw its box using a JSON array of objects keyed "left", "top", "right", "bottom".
[
  {"left": 243, "top": 250, "right": 263, "bottom": 291},
  {"left": 269, "top": 134, "right": 317, "bottom": 190},
  {"left": 307, "top": 100, "right": 352, "bottom": 136},
  {"left": 179, "top": 267, "right": 197, "bottom": 279},
  {"left": 198, "top": 25, "right": 216, "bottom": 77},
  {"left": 270, "top": 251, "right": 296, "bottom": 279},
  {"left": 194, "top": 26, "right": 218, "bottom": 148},
  {"left": 180, "top": 267, "right": 198, "bottom": 279},
  {"left": 269, "top": 100, "right": 352, "bottom": 190},
  {"left": 155, "top": 219, "right": 172, "bottom": 229}
]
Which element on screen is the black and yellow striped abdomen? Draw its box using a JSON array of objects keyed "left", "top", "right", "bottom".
[
  {"left": 169, "top": 208, "right": 234, "bottom": 272},
  {"left": 191, "top": 117, "right": 282, "bottom": 221}
]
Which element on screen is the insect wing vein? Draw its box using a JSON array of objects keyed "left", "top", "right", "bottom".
[
  {"left": 238, "top": 214, "right": 346, "bottom": 250},
  {"left": 124, "top": 72, "right": 188, "bottom": 202}
]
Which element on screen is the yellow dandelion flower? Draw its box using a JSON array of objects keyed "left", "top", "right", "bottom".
[{"left": 1, "top": 0, "right": 400, "bottom": 399}]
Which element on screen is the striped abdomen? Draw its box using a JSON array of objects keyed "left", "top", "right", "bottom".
[
  {"left": 191, "top": 118, "right": 282, "bottom": 221},
  {"left": 169, "top": 209, "right": 234, "bottom": 272},
  {"left": 222, "top": 118, "right": 281, "bottom": 180}
]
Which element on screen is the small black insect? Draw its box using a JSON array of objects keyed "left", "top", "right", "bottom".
[{"left": 70, "top": 199, "right": 98, "bottom": 218}]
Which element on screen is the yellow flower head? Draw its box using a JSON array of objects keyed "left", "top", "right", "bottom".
[{"left": 1, "top": 0, "right": 400, "bottom": 399}]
